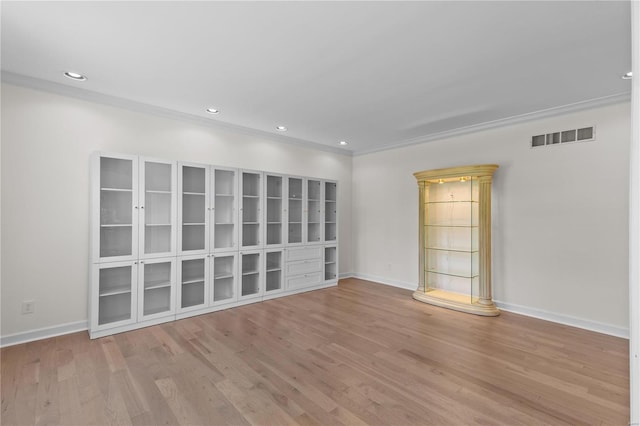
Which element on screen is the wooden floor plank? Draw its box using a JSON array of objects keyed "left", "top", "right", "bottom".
[{"left": 0, "top": 278, "right": 630, "bottom": 425}]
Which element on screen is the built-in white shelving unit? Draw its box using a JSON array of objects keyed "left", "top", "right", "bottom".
[{"left": 90, "top": 152, "right": 338, "bottom": 338}]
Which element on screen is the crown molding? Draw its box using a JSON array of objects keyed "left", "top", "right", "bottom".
[
  {"left": 1, "top": 71, "right": 353, "bottom": 157},
  {"left": 3, "top": 71, "right": 630, "bottom": 158},
  {"left": 354, "top": 91, "right": 632, "bottom": 156}
]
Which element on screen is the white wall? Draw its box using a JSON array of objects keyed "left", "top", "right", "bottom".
[
  {"left": 0, "top": 83, "right": 352, "bottom": 337},
  {"left": 353, "top": 102, "right": 630, "bottom": 334}
]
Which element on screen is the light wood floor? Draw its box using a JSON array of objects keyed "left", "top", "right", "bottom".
[{"left": 1, "top": 278, "right": 629, "bottom": 425}]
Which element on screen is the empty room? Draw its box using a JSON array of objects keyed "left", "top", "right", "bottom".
[{"left": 1, "top": 1, "right": 639, "bottom": 425}]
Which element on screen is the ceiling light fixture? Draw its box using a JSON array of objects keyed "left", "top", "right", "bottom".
[
  {"left": 206, "top": 108, "right": 219, "bottom": 114},
  {"left": 64, "top": 71, "right": 86, "bottom": 81},
  {"left": 622, "top": 71, "right": 632, "bottom": 80},
  {"left": 276, "top": 126, "right": 287, "bottom": 131},
  {"left": 339, "top": 141, "right": 348, "bottom": 146}
]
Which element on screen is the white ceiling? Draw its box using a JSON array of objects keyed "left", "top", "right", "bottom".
[{"left": 1, "top": 1, "right": 632, "bottom": 155}]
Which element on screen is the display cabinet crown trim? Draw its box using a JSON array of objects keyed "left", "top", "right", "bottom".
[{"left": 414, "top": 164, "right": 498, "bottom": 182}]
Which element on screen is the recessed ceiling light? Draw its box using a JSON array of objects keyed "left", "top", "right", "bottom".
[
  {"left": 622, "top": 71, "right": 632, "bottom": 80},
  {"left": 339, "top": 141, "right": 348, "bottom": 146},
  {"left": 206, "top": 108, "right": 219, "bottom": 114},
  {"left": 64, "top": 71, "right": 86, "bottom": 81},
  {"left": 276, "top": 126, "right": 287, "bottom": 131}
]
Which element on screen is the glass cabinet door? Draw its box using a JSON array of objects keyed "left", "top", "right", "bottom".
[
  {"left": 138, "top": 258, "right": 175, "bottom": 320},
  {"left": 211, "top": 253, "right": 237, "bottom": 305},
  {"left": 265, "top": 174, "right": 284, "bottom": 247},
  {"left": 287, "top": 177, "right": 304, "bottom": 244},
  {"left": 239, "top": 251, "right": 262, "bottom": 299},
  {"left": 93, "top": 261, "right": 137, "bottom": 329},
  {"left": 179, "top": 163, "right": 209, "bottom": 254},
  {"left": 240, "top": 171, "right": 262, "bottom": 249},
  {"left": 324, "top": 246, "right": 337, "bottom": 281},
  {"left": 140, "top": 159, "right": 176, "bottom": 258},
  {"left": 265, "top": 249, "right": 284, "bottom": 294},
  {"left": 177, "top": 255, "right": 209, "bottom": 312},
  {"left": 424, "top": 176, "right": 479, "bottom": 303},
  {"left": 212, "top": 168, "right": 238, "bottom": 252},
  {"left": 307, "top": 179, "right": 322, "bottom": 243},
  {"left": 96, "top": 155, "right": 138, "bottom": 262},
  {"left": 324, "top": 181, "right": 337, "bottom": 242}
]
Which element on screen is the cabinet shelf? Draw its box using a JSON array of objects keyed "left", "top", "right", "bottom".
[
  {"left": 100, "top": 224, "right": 132, "bottom": 227},
  {"left": 215, "top": 193, "right": 234, "bottom": 197},
  {"left": 101, "top": 187, "right": 132, "bottom": 192},
  {"left": 214, "top": 273, "right": 234, "bottom": 280},
  {"left": 146, "top": 223, "right": 171, "bottom": 227},
  {"left": 146, "top": 190, "right": 171, "bottom": 194},
  {"left": 243, "top": 195, "right": 259, "bottom": 199},
  {"left": 243, "top": 222, "right": 259, "bottom": 225},
  {"left": 426, "top": 247, "right": 478, "bottom": 254},
  {"left": 183, "top": 222, "right": 205, "bottom": 226},
  {"left": 99, "top": 288, "right": 132, "bottom": 297},
  {"left": 242, "top": 271, "right": 259, "bottom": 276},
  {"left": 425, "top": 200, "right": 478, "bottom": 204},
  {"left": 427, "top": 269, "right": 479, "bottom": 279},
  {"left": 215, "top": 222, "right": 234, "bottom": 225},
  {"left": 145, "top": 281, "right": 171, "bottom": 290},
  {"left": 183, "top": 192, "right": 205, "bottom": 196},
  {"left": 182, "top": 278, "right": 205, "bottom": 285},
  {"left": 425, "top": 224, "right": 478, "bottom": 228},
  {"left": 266, "top": 267, "right": 281, "bottom": 273}
]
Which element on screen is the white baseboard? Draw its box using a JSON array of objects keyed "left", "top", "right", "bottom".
[
  {"left": 345, "top": 273, "right": 629, "bottom": 339},
  {"left": 1, "top": 320, "right": 88, "bottom": 348},
  {"left": 347, "top": 272, "right": 417, "bottom": 291},
  {"left": 494, "top": 300, "right": 629, "bottom": 339}
]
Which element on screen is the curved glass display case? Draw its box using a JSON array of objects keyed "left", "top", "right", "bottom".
[{"left": 413, "top": 164, "right": 499, "bottom": 316}]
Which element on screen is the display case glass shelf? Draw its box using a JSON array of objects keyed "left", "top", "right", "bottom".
[{"left": 413, "top": 164, "right": 499, "bottom": 316}]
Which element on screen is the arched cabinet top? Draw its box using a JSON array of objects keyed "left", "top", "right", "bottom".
[{"left": 414, "top": 164, "right": 498, "bottom": 183}]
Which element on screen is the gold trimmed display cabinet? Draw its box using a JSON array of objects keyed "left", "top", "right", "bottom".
[{"left": 413, "top": 164, "right": 499, "bottom": 316}]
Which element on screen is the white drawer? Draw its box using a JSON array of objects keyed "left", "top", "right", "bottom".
[
  {"left": 287, "top": 272, "right": 322, "bottom": 290},
  {"left": 286, "top": 258, "right": 322, "bottom": 276},
  {"left": 286, "top": 246, "right": 323, "bottom": 262}
]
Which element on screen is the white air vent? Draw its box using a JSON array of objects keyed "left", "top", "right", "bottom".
[{"left": 531, "top": 126, "right": 595, "bottom": 148}]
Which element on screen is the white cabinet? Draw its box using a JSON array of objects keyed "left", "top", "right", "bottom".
[
  {"left": 240, "top": 171, "right": 263, "bottom": 250},
  {"left": 265, "top": 174, "right": 285, "bottom": 247},
  {"left": 285, "top": 246, "right": 323, "bottom": 291},
  {"left": 138, "top": 257, "right": 176, "bottom": 321},
  {"left": 178, "top": 162, "right": 210, "bottom": 255},
  {"left": 307, "top": 179, "right": 323, "bottom": 244},
  {"left": 212, "top": 168, "right": 238, "bottom": 252},
  {"left": 287, "top": 176, "right": 305, "bottom": 245},
  {"left": 91, "top": 152, "right": 338, "bottom": 338},
  {"left": 265, "top": 249, "right": 284, "bottom": 295},
  {"left": 324, "top": 181, "right": 337, "bottom": 242},
  {"left": 239, "top": 250, "right": 263, "bottom": 300},
  {"left": 139, "top": 158, "right": 177, "bottom": 258},
  {"left": 92, "top": 153, "right": 139, "bottom": 263},
  {"left": 177, "top": 254, "right": 210, "bottom": 313},
  {"left": 211, "top": 252, "right": 238, "bottom": 305},
  {"left": 91, "top": 261, "right": 138, "bottom": 335},
  {"left": 324, "top": 246, "right": 338, "bottom": 282}
]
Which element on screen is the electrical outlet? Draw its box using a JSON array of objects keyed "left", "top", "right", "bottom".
[{"left": 21, "top": 300, "right": 35, "bottom": 315}]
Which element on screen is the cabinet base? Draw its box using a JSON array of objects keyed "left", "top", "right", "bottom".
[{"left": 412, "top": 289, "right": 500, "bottom": 316}]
